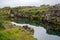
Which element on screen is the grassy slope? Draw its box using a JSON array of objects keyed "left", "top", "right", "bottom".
[{"left": 0, "top": 27, "right": 36, "bottom": 40}]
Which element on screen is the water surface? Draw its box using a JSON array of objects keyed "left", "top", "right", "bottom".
[{"left": 11, "top": 22, "right": 60, "bottom": 40}]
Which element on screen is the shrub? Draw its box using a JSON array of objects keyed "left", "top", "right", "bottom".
[{"left": 0, "top": 20, "right": 4, "bottom": 30}]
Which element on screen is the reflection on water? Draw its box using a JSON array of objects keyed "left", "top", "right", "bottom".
[
  {"left": 14, "top": 18, "right": 41, "bottom": 26},
  {"left": 12, "top": 18, "right": 60, "bottom": 40},
  {"left": 46, "top": 27, "right": 60, "bottom": 36}
]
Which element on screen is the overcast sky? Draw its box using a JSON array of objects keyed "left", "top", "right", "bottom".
[{"left": 0, "top": 0, "right": 60, "bottom": 8}]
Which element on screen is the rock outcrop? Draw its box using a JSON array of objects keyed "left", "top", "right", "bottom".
[{"left": 44, "top": 6, "right": 60, "bottom": 25}]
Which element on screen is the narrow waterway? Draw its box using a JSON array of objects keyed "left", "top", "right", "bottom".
[{"left": 11, "top": 22, "right": 60, "bottom": 40}]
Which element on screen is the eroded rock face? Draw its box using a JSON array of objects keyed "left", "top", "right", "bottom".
[{"left": 44, "top": 7, "right": 60, "bottom": 24}]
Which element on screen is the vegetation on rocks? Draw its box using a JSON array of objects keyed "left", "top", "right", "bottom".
[
  {"left": 0, "top": 4, "right": 60, "bottom": 40},
  {"left": 0, "top": 6, "right": 37, "bottom": 40}
]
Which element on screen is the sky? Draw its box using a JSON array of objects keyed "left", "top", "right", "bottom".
[{"left": 0, "top": 0, "right": 60, "bottom": 8}]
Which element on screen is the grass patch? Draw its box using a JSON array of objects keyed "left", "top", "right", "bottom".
[{"left": 0, "top": 27, "right": 36, "bottom": 40}]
